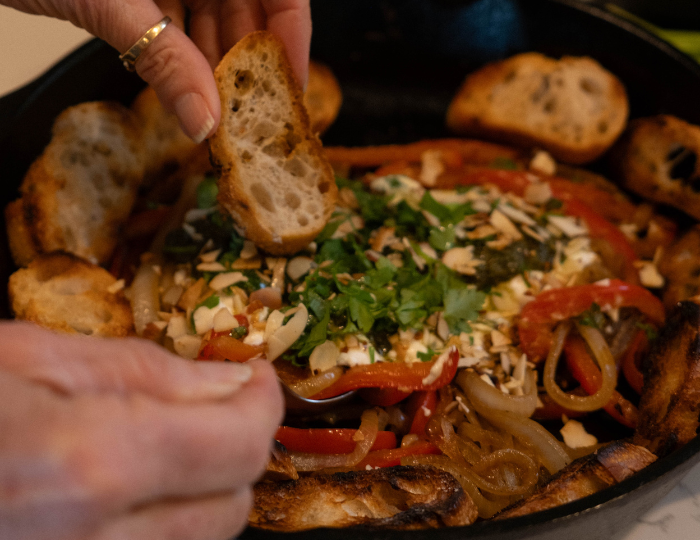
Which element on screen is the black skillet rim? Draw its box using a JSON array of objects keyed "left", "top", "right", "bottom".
[{"left": 0, "top": 1, "right": 699, "bottom": 538}]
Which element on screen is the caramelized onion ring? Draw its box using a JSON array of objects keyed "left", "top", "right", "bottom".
[
  {"left": 402, "top": 454, "right": 509, "bottom": 519},
  {"left": 544, "top": 323, "right": 617, "bottom": 412},
  {"left": 455, "top": 369, "right": 537, "bottom": 417},
  {"left": 289, "top": 409, "right": 379, "bottom": 471},
  {"left": 472, "top": 408, "right": 570, "bottom": 474}
]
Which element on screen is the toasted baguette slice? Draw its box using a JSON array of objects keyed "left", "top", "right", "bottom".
[
  {"left": 634, "top": 299, "right": 700, "bottom": 456},
  {"left": 304, "top": 60, "right": 342, "bottom": 135},
  {"left": 496, "top": 441, "right": 656, "bottom": 519},
  {"left": 446, "top": 53, "right": 629, "bottom": 164},
  {"left": 209, "top": 31, "right": 337, "bottom": 255},
  {"left": 610, "top": 115, "right": 700, "bottom": 220},
  {"left": 7, "top": 102, "right": 145, "bottom": 266},
  {"left": 4, "top": 199, "right": 39, "bottom": 267},
  {"left": 660, "top": 225, "right": 700, "bottom": 308},
  {"left": 250, "top": 466, "right": 477, "bottom": 530},
  {"left": 8, "top": 252, "right": 134, "bottom": 337}
]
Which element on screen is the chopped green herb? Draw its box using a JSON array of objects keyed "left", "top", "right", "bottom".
[
  {"left": 231, "top": 326, "right": 247, "bottom": 339},
  {"left": 636, "top": 322, "right": 658, "bottom": 341},
  {"left": 417, "top": 348, "right": 436, "bottom": 362},
  {"left": 545, "top": 198, "right": 564, "bottom": 212},
  {"left": 578, "top": 303, "right": 605, "bottom": 329},
  {"left": 492, "top": 157, "right": 519, "bottom": 170}
]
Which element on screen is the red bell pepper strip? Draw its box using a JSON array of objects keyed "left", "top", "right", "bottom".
[
  {"left": 446, "top": 169, "right": 636, "bottom": 223},
  {"left": 311, "top": 348, "right": 459, "bottom": 400},
  {"left": 324, "top": 139, "right": 517, "bottom": 169},
  {"left": 358, "top": 387, "right": 412, "bottom": 407},
  {"left": 405, "top": 391, "right": 438, "bottom": 435},
  {"left": 275, "top": 427, "right": 397, "bottom": 454},
  {"left": 197, "top": 333, "right": 263, "bottom": 362},
  {"left": 357, "top": 440, "right": 442, "bottom": 469},
  {"left": 564, "top": 336, "right": 639, "bottom": 429},
  {"left": 622, "top": 330, "right": 647, "bottom": 395},
  {"left": 562, "top": 199, "right": 639, "bottom": 284},
  {"left": 518, "top": 279, "right": 665, "bottom": 361}
]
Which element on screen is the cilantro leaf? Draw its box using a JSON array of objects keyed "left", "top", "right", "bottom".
[
  {"left": 578, "top": 303, "right": 605, "bottom": 329},
  {"left": 419, "top": 191, "right": 474, "bottom": 225},
  {"left": 429, "top": 225, "right": 457, "bottom": 251}
]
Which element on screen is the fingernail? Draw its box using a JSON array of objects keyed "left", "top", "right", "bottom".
[
  {"left": 186, "top": 363, "right": 253, "bottom": 400},
  {"left": 174, "top": 92, "right": 215, "bottom": 143}
]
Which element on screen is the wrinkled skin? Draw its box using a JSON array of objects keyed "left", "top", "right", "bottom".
[
  {"left": 0, "top": 321, "right": 284, "bottom": 540},
  {"left": 1, "top": 0, "right": 311, "bottom": 142}
]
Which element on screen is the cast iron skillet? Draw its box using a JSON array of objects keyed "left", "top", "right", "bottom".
[{"left": 1, "top": 0, "right": 700, "bottom": 538}]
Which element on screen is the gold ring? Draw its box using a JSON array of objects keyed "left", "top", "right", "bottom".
[{"left": 119, "top": 16, "right": 172, "bottom": 72}]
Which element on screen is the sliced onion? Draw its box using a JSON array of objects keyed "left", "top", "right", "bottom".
[
  {"left": 402, "top": 454, "right": 509, "bottom": 519},
  {"left": 543, "top": 322, "right": 617, "bottom": 412},
  {"left": 577, "top": 323, "right": 618, "bottom": 402},
  {"left": 456, "top": 369, "right": 537, "bottom": 417},
  {"left": 473, "top": 407, "right": 571, "bottom": 474},
  {"left": 288, "top": 366, "right": 344, "bottom": 398},
  {"left": 471, "top": 449, "right": 539, "bottom": 496},
  {"left": 289, "top": 408, "right": 379, "bottom": 471},
  {"left": 457, "top": 421, "right": 510, "bottom": 452}
]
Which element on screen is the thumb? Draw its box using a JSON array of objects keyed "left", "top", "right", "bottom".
[
  {"left": 0, "top": 322, "right": 255, "bottom": 402},
  {"left": 86, "top": 1, "right": 221, "bottom": 142}
]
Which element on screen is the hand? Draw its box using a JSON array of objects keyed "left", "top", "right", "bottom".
[
  {"left": 2, "top": 0, "right": 311, "bottom": 142},
  {"left": 0, "top": 321, "right": 284, "bottom": 540}
]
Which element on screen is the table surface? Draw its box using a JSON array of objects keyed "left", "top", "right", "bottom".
[{"left": 2, "top": 5, "right": 700, "bottom": 539}]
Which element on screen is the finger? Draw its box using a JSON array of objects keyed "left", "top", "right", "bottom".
[
  {"left": 154, "top": 0, "right": 186, "bottom": 30},
  {"left": 69, "top": 0, "right": 220, "bottom": 142},
  {"left": 186, "top": 0, "right": 224, "bottom": 69},
  {"left": 261, "top": 0, "right": 312, "bottom": 87},
  {"left": 57, "top": 361, "right": 283, "bottom": 506},
  {"left": 0, "top": 322, "right": 253, "bottom": 402},
  {"left": 217, "top": 0, "right": 266, "bottom": 51},
  {"left": 88, "top": 490, "right": 251, "bottom": 540}
]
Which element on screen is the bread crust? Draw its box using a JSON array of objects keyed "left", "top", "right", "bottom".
[
  {"left": 496, "top": 441, "right": 655, "bottom": 519},
  {"left": 610, "top": 115, "right": 700, "bottom": 220},
  {"left": 447, "top": 53, "right": 629, "bottom": 164},
  {"left": 209, "top": 31, "right": 337, "bottom": 255},
  {"left": 250, "top": 465, "right": 477, "bottom": 530},
  {"left": 634, "top": 300, "right": 700, "bottom": 456},
  {"left": 8, "top": 252, "right": 134, "bottom": 337},
  {"left": 7, "top": 101, "right": 145, "bottom": 266},
  {"left": 4, "top": 199, "right": 39, "bottom": 267}
]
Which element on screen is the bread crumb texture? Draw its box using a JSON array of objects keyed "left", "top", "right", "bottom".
[
  {"left": 209, "top": 31, "right": 337, "bottom": 255},
  {"left": 9, "top": 252, "right": 134, "bottom": 337},
  {"left": 447, "top": 53, "right": 629, "bottom": 164}
]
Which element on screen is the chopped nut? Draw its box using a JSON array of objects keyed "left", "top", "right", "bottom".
[{"left": 490, "top": 209, "right": 523, "bottom": 240}]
